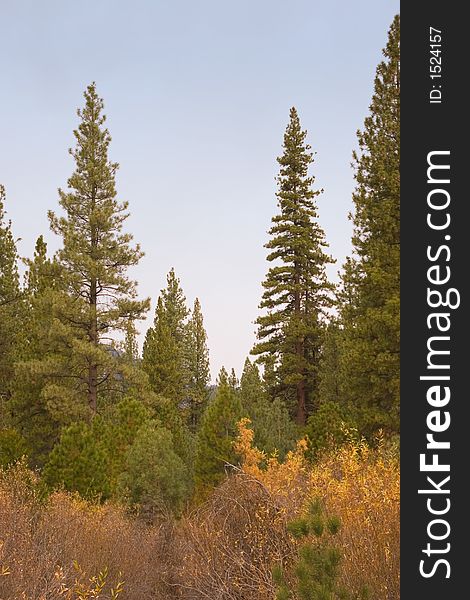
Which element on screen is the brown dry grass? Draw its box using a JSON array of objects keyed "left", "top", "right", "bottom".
[
  {"left": 308, "top": 440, "right": 400, "bottom": 598},
  {"left": 0, "top": 429, "right": 399, "bottom": 600},
  {"left": 0, "top": 461, "right": 174, "bottom": 600},
  {"left": 234, "top": 420, "right": 400, "bottom": 600},
  {"left": 171, "top": 476, "right": 294, "bottom": 600}
]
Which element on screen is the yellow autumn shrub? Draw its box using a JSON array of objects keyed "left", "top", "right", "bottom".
[
  {"left": 307, "top": 436, "right": 400, "bottom": 598},
  {"left": 0, "top": 462, "right": 169, "bottom": 600},
  {"left": 233, "top": 417, "right": 310, "bottom": 514},
  {"left": 1, "top": 424, "right": 399, "bottom": 600},
  {"left": 234, "top": 419, "right": 400, "bottom": 600}
]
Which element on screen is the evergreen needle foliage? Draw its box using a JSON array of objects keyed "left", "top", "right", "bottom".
[
  {"left": 338, "top": 16, "right": 400, "bottom": 437},
  {"left": 10, "top": 236, "right": 63, "bottom": 465},
  {"left": 118, "top": 420, "right": 189, "bottom": 516},
  {"left": 32, "top": 82, "right": 149, "bottom": 419},
  {"left": 252, "top": 107, "right": 334, "bottom": 424},
  {"left": 194, "top": 369, "right": 243, "bottom": 496},
  {"left": 0, "top": 17, "right": 400, "bottom": 598},
  {"left": 274, "top": 499, "right": 354, "bottom": 600},
  {"left": 184, "top": 297, "right": 210, "bottom": 431},
  {"left": 240, "top": 358, "right": 297, "bottom": 458},
  {"left": 143, "top": 268, "right": 189, "bottom": 403},
  {"left": 0, "top": 185, "right": 21, "bottom": 409}
]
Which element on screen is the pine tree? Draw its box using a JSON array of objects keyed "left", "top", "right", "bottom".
[
  {"left": 101, "top": 397, "right": 151, "bottom": 494},
  {"left": 118, "top": 420, "right": 189, "bottom": 516},
  {"left": 24, "top": 235, "right": 49, "bottom": 294},
  {"left": 0, "top": 185, "right": 20, "bottom": 413},
  {"left": 252, "top": 108, "right": 334, "bottom": 424},
  {"left": 339, "top": 16, "right": 400, "bottom": 436},
  {"left": 184, "top": 297, "right": 210, "bottom": 431},
  {"left": 0, "top": 428, "right": 29, "bottom": 467},
  {"left": 228, "top": 368, "right": 239, "bottom": 391},
  {"left": 143, "top": 297, "right": 179, "bottom": 396},
  {"left": 160, "top": 268, "right": 189, "bottom": 341},
  {"left": 273, "top": 500, "right": 348, "bottom": 600},
  {"left": 194, "top": 368, "right": 243, "bottom": 496},
  {"left": 43, "top": 420, "right": 111, "bottom": 499},
  {"left": 239, "top": 358, "right": 264, "bottom": 408},
  {"left": 10, "top": 236, "right": 63, "bottom": 465},
  {"left": 145, "top": 391, "right": 196, "bottom": 479},
  {"left": 305, "top": 401, "right": 354, "bottom": 461},
  {"left": 142, "top": 269, "right": 189, "bottom": 402},
  {"left": 217, "top": 366, "right": 229, "bottom": 387},
  {"left": 122, "top": 322, "right": 139, "bottom": 363},
  {"left": 45, "top": 83, "right": 149, "bottom": 417},
  {"left": 240, "top": 358, "right": 297, "bottom": 458}
]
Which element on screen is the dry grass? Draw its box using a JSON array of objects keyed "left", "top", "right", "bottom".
[
  {"left": 172, "top": 476, "right": 294, "bottom": 600},
  {"left": 234, "top": 420, "right": 400, "bottom": 600},
  {"left": 0, "top": 461, "right": 173, "bottom": 600},
  {"left": 0, "top": 429, "right": 399, "bottom": 600},
  {"left": 308, "top": 440, "right": 400, "bottom": 598}
]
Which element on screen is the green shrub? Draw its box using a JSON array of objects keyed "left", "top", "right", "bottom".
[
  {"left": 273, "top": 498, "right": 356, "bottom": 600},
  {"left": 0, "top": 428, "right": 29, "bottom": 467},
  {"left": 305, "top": 402, "right": 355, "bottom": 460},
  {"left": 118, "top": 420, "right": 189, "bottom": 516},
  {"left": 43, "top": 421, "right": 110, "bottom": 500}
]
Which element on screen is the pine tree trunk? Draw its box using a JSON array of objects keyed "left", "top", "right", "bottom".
[
  {"left": 88, "top": 276, "right": 98, "bottom": 414},
  {"left": 296, "top": 378, "right": 307, "bottom": 425},
  {"left": 88, "top": 192, "right": 98, "bottom": 415},
  {"left": 294, "top": 263, "right": 306, "bottom": 425},
  {"left": 88, "top": 363, "right": 98, "bottom": 414}
]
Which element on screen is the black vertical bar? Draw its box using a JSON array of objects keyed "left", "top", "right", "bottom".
[{"left": 401, "top": 4, "right": 467, "bottom": 598}]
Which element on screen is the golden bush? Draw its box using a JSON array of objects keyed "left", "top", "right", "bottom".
[
  {"left": 235, "top": 419, "right": 400, "bottom": 600},
  {"left": 172, "top": 475, "right": 294, "bottom": 600},
  {"left": 307, "top": 437, "right": 400, "bottom": 598},
  {"left": 0, "top": 425, "right": 399, "bottom": 600},
  {"left": 0, "top": 461, "right": 170, "bottom": 600}
]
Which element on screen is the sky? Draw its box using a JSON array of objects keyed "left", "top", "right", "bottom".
[{"left": 0, "top": 0, "right": 399, "bottom": 381}]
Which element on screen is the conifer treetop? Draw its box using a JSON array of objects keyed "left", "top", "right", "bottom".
[
  {"left": 48, "top": 82, "right": 149, "bottom": 332},
  {"left": 0, "top": 185, "right": 20, "bottom": 305},
  {"left": 252, "top": 107, "right": 334, "bottom": 423}
]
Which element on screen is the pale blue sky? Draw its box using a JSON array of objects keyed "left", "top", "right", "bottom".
[{"left": 0, "top": 0, "right": 399, "bottom": 380}]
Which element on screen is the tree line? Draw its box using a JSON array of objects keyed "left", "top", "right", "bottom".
[{"left": 0, "top": 15, "right": 399, "bottom": 514}]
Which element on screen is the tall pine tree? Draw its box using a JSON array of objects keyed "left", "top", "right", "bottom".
[
  {"left": 0, "top": 185, "right": 21, "bottom": 415},
  {"left": 11, "top": 236, "right": 63, "bottom": 464},
  {"left": 228, "top": 368, "right": 239, "bottom": 391},
  {"left": 194, "top": 367, "right": 243, "bottom": 497},
  {"left": 122, "top": 321, "right": 139, "bottom": 363},
  {"left": 184, "top": 297, "right": 210, "bottom": 431},
  {"left": 44, "top": 82, "right": 149, "bottom": 417},
  {"left": 338, "top": 16, "right": 400, "bottom": 436},
  {"left": 142, "top": 268, "right": 189, "bottom": 402},
  {"left": 252, "top": 108, "right": 334, "bottom": 424}
]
